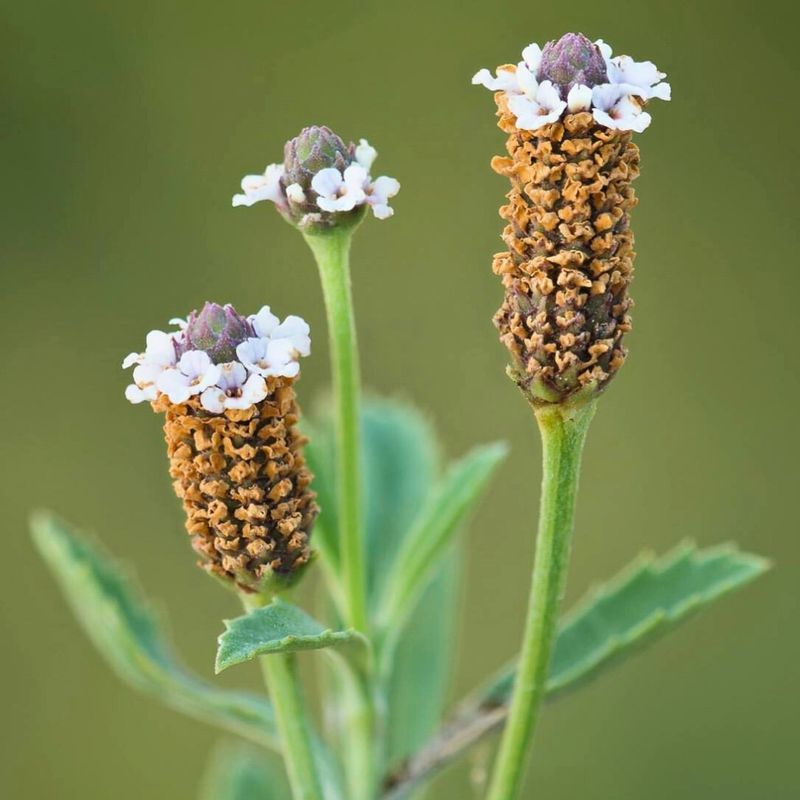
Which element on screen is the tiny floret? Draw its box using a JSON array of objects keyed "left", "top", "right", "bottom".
[
  {"left": 232, "top": 126, "right": 399, "bottom": 227},
  {"left": 473, "top": 33, "right": 670, "bottom": 132},
  {"left": 123, "top": 302, "right": 310, "bottom": 413}
]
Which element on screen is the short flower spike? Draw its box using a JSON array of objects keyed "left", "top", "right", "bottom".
[
  {"left": 474, "top": 33, "right": 671, "bottom": 404},
  {"left": 232, "top": 125, "right": 400, "bottom": 230},
  {"left": 122, "top": 302, "right": 316, "bottom": 592}
]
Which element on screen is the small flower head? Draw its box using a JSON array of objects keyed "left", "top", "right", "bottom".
[
  {"left": 232, "top": 126, "right": 399, "bottom": 230},
  {"left": 123, "top": 302, "right": 310, "bottom": 414},
  {"left": 536, "top": 32, "right": 608, "bottom": 98},
  {"left": 182, "top": 302, "right": 252, "bottom": 364},
  {"left": 473, "top": 34, "right": 670, "bottom": 133}
]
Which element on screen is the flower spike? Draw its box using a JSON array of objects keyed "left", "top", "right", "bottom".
[
  {"left": 474, "top": 33, "right": 671, "bottom": 405},
  {"left": 122, "top": 302, "right": 316, "bottom": 593}
]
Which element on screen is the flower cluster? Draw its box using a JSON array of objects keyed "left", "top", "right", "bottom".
[
  {"left": 473, "top": 33, "right": 670, "bottom": 133},
  {"left": 123, "top": 303, "right": 310, "bottom": 414},
  {"left": 232, "top": 126, "right": 400, "bottom": 224}
]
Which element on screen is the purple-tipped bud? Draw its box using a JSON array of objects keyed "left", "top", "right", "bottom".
[
  {"left": 283, "top": 126, "right": 352, "bottom": 191},
  {"left": 537, "top": 32, "right": 608, "bottom": 99},
  {"left": 182, "top": 302, "right": 252, "bottom": 363}
]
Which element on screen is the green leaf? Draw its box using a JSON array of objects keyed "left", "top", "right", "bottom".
[
  {"left": 30, "top": 511, "right": 279, "bottom": 750},
  {"left": 479, "top": 541, "right": 771, "bottom": 706},
  {"left": 216, "top": 598, "right": 366, "bottom": 673},
  {"left": 377, "top": 442, "right": 509, "bottom": 629},
  {"left": 200, "top": 741, "right": 289, "bottom": 800}
]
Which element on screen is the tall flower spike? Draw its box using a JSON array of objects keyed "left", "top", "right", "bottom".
[
  {"left": 474, "top": 34, "right": 670, "bottom": 405},
  {"left": 122, "top": 303, "right": 317, "bottom": 593},
  {"left": 232, "top": 125, "right": 400, "bottom": 230}
]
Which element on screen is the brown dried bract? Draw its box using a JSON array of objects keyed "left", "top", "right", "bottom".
[
  {"left": 153, "top": 379, "right": 317, "bottom": 592},
  {"left": 490, "top": 94, "right": 640, "bottom": 403}
]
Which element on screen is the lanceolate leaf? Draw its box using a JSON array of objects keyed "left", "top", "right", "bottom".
[
  {"left": 216, "top": 598, "right": 366, "bottom": 673},
  {"left": 30, "top": 512, "right": 278, "bottom": 749},
  {"left": 382, "top": 542, "right": 770, "bottom": 799},
  {"left": 480, "top": 541, "right": 771, "bottom": 705},
  {"left": 377, "top": 442, "right": 509, "bottom": 629}
]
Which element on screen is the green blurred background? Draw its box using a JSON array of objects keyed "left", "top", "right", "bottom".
[{"left": 3, "top": 0, "right": 798, "bottom": 797}]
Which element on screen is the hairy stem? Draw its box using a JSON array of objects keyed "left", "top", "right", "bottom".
[
  {"left": 304, "top": 229, "right": 367, "bottom": 634},
  {"left": 260, "top": 653, "right": 325, "bottom": 800},
  {"left": 486, "top": 400, "right": 596, "bottom": 800}
]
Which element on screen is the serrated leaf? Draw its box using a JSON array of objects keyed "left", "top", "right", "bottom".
[
  {"left": 200, "top": 741, "right": 289, "bottom": 800},
  {"left": 384, "top": 542, "right": 770, "bottom": 798},
  {"left": 377, "top": 441, "right": 509, "bottom": 630},
  {"left": 479, "top": 541, "right": 771, "bottom": 706},
  {"left": 30, "top": 512, "right": 279, "bottom": 749},
  {"left": 216, "top": 598, "right": 366, "bottom": 673}
]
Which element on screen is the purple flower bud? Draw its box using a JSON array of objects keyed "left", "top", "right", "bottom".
[
  {"left": 536, "top": 32, "right": 608, "bottom": 99},
  {"left": 283, "top": 126, "right": 352, "bottom": 191},
  {"left": 182, "top": 302, "right": 252, "bottom": 364}
]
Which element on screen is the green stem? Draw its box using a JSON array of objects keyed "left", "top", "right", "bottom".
[
  {"left": 486, "top": 400, "right": 596, "bottom": 800},
  {"left": 260, "top": 653, "right": 325, "bottom": 800},
  {"left": 241, "top": 596, "right": 324, "bottom": 800},
  {"left": 304, "top": 229, "right": 367, "bottom": 634}
]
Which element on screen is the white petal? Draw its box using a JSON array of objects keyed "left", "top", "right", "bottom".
[
  {"left": 370, "top": 203, "right": 394, "bottom": 220},
  {"left": 241, "top": 374, "right": 268, "bottom": 405},
  {"left": 536, "top": 80, "right": 563, "bottom": 111},
  {"left": 132, "top": 362, "right": 163, "bottom": 386},
  {"left": 286, "top": 182, "right": 306, "bottom": 203},
  {"left": 355, "top": 139, "right": 377, "bottom": 171},
  {"left": 236, "top": 337, "right": 267, "bottom": 368},
  {"left": 515, "top": 63, "right": 539, "bottom": 96},
  {"left": 178, "top": 350, "right": 212, "bottom": 378},
  {"left": 649, "top": 81, "right": 671, "bottom": 101},
  {"left": 216, "top": 361, "right": 248, "bottom": 391},
  {"left": 595, "top": 39, "right": 613, "bottom": 61},
  {"left": 471, "top": 67, "right": 518, "bottom": 92},
  {"left": 156, "top": 369, "right": 192, "bottom": 404},
  {"left": 567, "top": 84, "right": 593, "bottom": 112},
  {"left": 311, "top": 168, "right": 344, "bottom": 198},
  {"left": 343, "top": 163, "right": 369, "bottom": 191},
  {"left": 125, "top": 383, "right": 156, "bottom": 403},
  {"left": 122, "top": 352, "right": 140, "bottom": 369},
  {"left": 369, "top": 175, "right": 400, "bottom": 203},
  {"left": 200, "top": 387, "right": 225, "bottom": 413},
  {"left": 233, "top": 164, "right": 285, "bottom": 208},
  {"left": 521, "top": 43, "right": 543, "bottom": 72},
  {"left": 144, "top": 330, "right": 177, "bottom": 366},
  {"left": 272, "top": 316, "right": 311, "bottom": 356},
  {"left": 250, "top": 306, "right": 280, "bottom": 337},
  {"left": 592, "top": 83, "right": 624, "bottom": 112},
  {"left": 168, "top": 317, "right": 187, "bottom": 329}
]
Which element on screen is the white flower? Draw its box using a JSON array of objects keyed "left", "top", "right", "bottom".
[
  {"left": 595, "top": 40, "right": 671, "bottom": 101},
  {"left": 286, "top": 182, "right": 306, "bottom": 204},
  {"left": 236, "top": 337, "right": 301, "bottom": 378},
  {"left": 567, "top": 84, "right": 593, "bottom": 113},
  {"left": 507, "top": 80, "right": 567, "bottom": 131},
  {"left": 271, "top": 315, "right": 311, "bottom": 356},
  {"left": 200, "top": 362, "right": 267, "bottom": 413},
  {"left": 365, "top": 175, "right": 401, "bottom": 220},
  {"left": 168, "top": 317, "right": 187, "bottom": 330},
  {"left": 592, "top": 84, "right": 652, "bottom": 132},
  {"left": 312, "top": 164, "right": 368, "bottom": 212},
  {"left": 123, "top": 329, "right": 179, "bottom": 404},
  {"left": 472, "top": 66, "right": 520, "bottom": 93},
  {"left": 156, "top": 350, "right": 221, "bottom": 404},
  {"left": 249, "top": 305, "right": 280, "bottom": 338},
  {"left": 521, "top": 43, "right": 543, "bottom": 72},
  {"left": 232, "top": 163, "right": 286, "bottom": 208}
]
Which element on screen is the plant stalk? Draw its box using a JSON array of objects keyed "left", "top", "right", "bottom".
[
  {"left": 303, "top": 229, "right": 367, "bottom": 634},
  {"left": 486, "top": 400, "right": 596, "bottom": 800}
]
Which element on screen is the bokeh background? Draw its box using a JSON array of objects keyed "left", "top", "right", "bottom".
[{"left": 3, "top": 1, "right": 798, "bottom": 797}]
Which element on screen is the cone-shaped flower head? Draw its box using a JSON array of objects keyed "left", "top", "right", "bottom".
[
  {"left": 283, "top": 125, "right": 351, "bottom": 190},
  {"left": 122, "top": 303, "right": 316, "bottom": 593},
  {"left": 472, "top": 36, "right": 670, "bottom": 405},
  {"left": 232, "top": 125, "right": 400, "bottom": 230},
  {"left": 537, "top": 32, "right": 608, "bottom": 98},
  {"left": 182, "top": 302, "right": 252, "bottom": 363}
]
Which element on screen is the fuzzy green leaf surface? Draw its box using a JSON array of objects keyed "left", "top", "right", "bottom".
[
  {"left": 30, "top": 512, "right": 279, "bottom": 749},
  {"left": 479, "top": 541, "right": 771, "bottom": 706},
  {"left": 216, "top": 598, "right": 366, "bottom": 673},
  {"left": 200, "top": 741, "right": 289, "bottom": 800}
]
